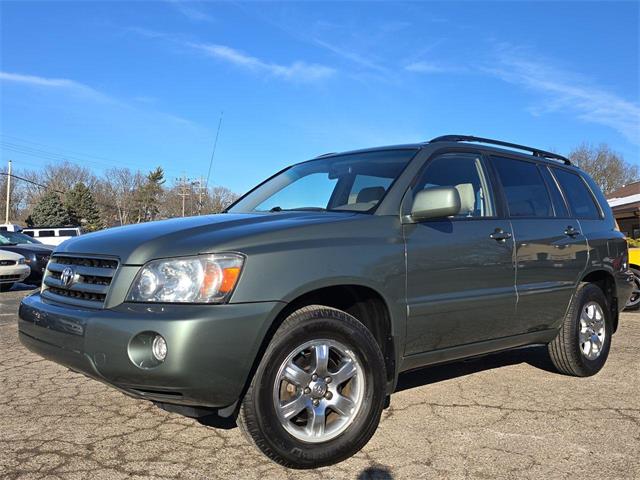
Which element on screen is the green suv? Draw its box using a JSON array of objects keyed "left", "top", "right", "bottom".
[{"left": 19, "top": 135, "right": 634, "bottom": 468}]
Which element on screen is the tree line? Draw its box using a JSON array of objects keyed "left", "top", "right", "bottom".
[
  {"left": 1, "top": 161, "right": 239, "bottom": 231},
  {"left": 1, "top": 142, "right": 638, "bottom": 231}
]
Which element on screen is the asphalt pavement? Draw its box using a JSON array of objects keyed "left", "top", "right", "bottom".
[{"left": 1, "top": 286, "right": 638, "bottom": 479}]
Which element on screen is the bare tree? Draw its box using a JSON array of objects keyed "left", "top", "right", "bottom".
[{"left": 569, "top": 143, "right": 639, "bottom": 195}]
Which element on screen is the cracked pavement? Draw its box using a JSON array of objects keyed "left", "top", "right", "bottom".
[{"left": 1, "top": 286, "right": 639, "bottom": 479}]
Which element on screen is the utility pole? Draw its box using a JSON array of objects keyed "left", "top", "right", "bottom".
[
  {"left": 4, "top": 160, "right": 11, "bottom": 224},
  {"left": 197, "top": 176, "right": 207, "bottom": 215},
  {"left": 176, "top": 174, "right": 191, "bottom": 217}
]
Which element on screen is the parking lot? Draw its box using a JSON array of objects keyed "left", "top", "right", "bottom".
[{"left": 1, "top": 287, "right": 639, "bottom": 480}]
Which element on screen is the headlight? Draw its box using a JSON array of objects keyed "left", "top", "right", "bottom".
[
  {"left": 18, "top": 257, "right": 26, "bottom": 265},
  {"left": 127, "top": 253, "right": 244, "bottom": 303}
]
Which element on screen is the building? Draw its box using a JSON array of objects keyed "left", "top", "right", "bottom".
[{"left": 607, "top": 181, "right": 640, "bottom": 239}]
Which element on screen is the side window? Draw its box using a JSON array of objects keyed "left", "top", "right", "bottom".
[
  {"left": 414, "top": 153, "right": 494, "bottom": 218},
  {"left": 551, "top": 168, "right": 601, "bottom": 219},
  {"left": 539, "top": 165, "right": 569, "bottom": 217},
  {"left": 37, "top": 230, "right": 55, "bottom": 238},
  {"left": 22, "top": 231, "right": 34, "bottom": 237},
  {"left": 492, "top": 156, "right": 553, "bottom": 217},
  {"left": 59, "top": 230, "right": 79, "bottom": 237}
]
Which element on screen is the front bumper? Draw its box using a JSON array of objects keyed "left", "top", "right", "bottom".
[
  {"left": 19, "top": 293, "right": 283, "bottom": 408},
  {"left": 0, "top": 264, "right": 30, "bottom": 283}
]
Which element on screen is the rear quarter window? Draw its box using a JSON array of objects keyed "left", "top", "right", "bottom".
[
  {"left": 59, "top": 230, "right": 79, "bottom": 236},
  {"left": 551, "top": 168, "right": 601, "bottom": 219}
]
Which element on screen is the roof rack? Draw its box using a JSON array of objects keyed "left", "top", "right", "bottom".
[
  {"left": 314, "top": 152, "right": 337, "bottom": 159},
  {"left": 428, "top": 135, "right": 571, "bottom": 165}
]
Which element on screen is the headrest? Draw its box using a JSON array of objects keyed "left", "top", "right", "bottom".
[
  {"left": 455, "top": 183, "right": 475, "bottom": 214},
  {"left": 356, "top": 186, "right": 386, "bottom": 204}
]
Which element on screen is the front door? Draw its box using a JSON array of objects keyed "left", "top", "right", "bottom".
[{"left": 404, "top": 152, "right": 517, "bottom": 355}]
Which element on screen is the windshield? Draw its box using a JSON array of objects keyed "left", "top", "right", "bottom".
[
  {"left": 0, "top": 231, "right": 43, "bottom": 245},
  {"left": 229, "top": 149, "right": 417, "bottom": 214}
]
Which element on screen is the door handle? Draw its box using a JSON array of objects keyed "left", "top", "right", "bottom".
[
  {"left": 490, "top": 229, "right": 512, "bottom": 242},
  {"left": 564, "top": 226, "right": 581, "bottom": 237}
]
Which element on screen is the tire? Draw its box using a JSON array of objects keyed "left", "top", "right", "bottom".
[
  {"left": 624, "top": 268, "right": 640, "bottom": 311},
  {"left": 548, "top": 282, "right": 612, "bottom": 377},
  {"left": 0, "top": 283, "right": 14, "bottom": 292},
  {"left": 237, "top": 305, "right": 387, "bottom": 469}
]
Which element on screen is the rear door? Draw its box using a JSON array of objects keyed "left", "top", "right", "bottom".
[
  {"left": 491, "top": 156, "right": 589, "bottom": 333},
  {"left": 404, "top": 152, "right": 517, "bottom": 355}
]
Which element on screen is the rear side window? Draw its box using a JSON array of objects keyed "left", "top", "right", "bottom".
[
  {"left": 492, "top": 156, "right": 553, "bottom": 217},
  {"left": 37, "top": 230, "right": 55, "bottom": 237},
  {"left": 539, "top": 166, "right": 569, "bottom": 217},
  {"left": 551, "top": 168, "right": 601, "bottom": 219},
  {"left": 59, "top": 230, "right": 79, "bottom": 236},
  {"left": 22, "top": 231, "right": 34, "bottom": 237}
]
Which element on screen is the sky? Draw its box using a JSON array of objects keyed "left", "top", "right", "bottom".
[{"left": 1, "top": 0, "right": 639, "bottom": 195}]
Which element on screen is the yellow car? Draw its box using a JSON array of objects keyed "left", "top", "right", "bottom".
[{"left": 626, "top": 247, "right": 640, "bottom": 309}]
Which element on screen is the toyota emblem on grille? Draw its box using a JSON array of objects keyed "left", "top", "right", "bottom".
[{"left": 60, "top": 267, "right": 75, "bottom": 287}]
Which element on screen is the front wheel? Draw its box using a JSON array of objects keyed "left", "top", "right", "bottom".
[
  {"left": 624, "top": 268, "right": 640, "bottom": 310},
  {"left": 237, "top": 305, "right": 387, "bottom": 469},
  {"left": 548, "top": 283, "right": 612, "bottom": 377}
]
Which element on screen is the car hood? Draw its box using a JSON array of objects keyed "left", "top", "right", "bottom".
[
  {"left": 0, "top": 244, "right": 53, "bottom": 255},
  {"left": 0, "top": 249, "right": 24, "bottom": 261},
  {"left": 55, "top": 212, "right": 358, "bottom": 265}
]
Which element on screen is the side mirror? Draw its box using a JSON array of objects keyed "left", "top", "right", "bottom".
[{"left": 410, "top": 186, "right": 461, "bottom": 221}]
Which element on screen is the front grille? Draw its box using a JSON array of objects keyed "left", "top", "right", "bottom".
[
  {"left": 0, "top": 260, "right": 17, "bottom": 266},
  {"left": 42, "top": 254, "right": 119, "bottom": 308},
  {"left": 0, "top": 274, "right": 20, "bottom": 281}
]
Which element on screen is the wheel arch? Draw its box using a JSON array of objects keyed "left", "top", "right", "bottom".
[
  {"left": 241, "top": 283, "right": 397, "bottom": 410},
  {"left": 580, "top": 269, "right": 619, "bottom": 332}
]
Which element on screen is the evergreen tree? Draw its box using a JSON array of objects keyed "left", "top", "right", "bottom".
[
  {"left": 65, "top": 182, "right": 103, "bottom": 231},
  {"left": 134, "top": 167, "right": 165, "bottom": 222},
  {"left": 27, "top": 191, "right": 71, "bottom": 227}
]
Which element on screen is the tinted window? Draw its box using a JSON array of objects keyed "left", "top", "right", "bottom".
[
  {"left": 22, "top": 231, "right": 34, "bottom": 237},
  {"left": 552, "top": 168, "right": 601, "bottom": 219},
  {"left": 492, "top": 156, "right": 553, "bottom": 217},
  {"left": 59, "top": 229, "right": 79, "bottom": 236},
  {"left": 37, "top": 230, "right": 55, "bottom": 237},
  {"left": 539, "top": 166, "right": 569, "bottom": 217},
  {"left": 415, "top": 153, "right": 494, "bottom": 217}
]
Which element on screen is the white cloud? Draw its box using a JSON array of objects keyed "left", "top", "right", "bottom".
[
  {"left": 187, "top": 42, "right": 335, "bottom": 82},
  {"left": 485, "top": 46, "right": 640, "bottom": 144},
  {"left": 0, "top": 71, "right": 109, "bottom": 101},
  {"left": 0, "top": 71, "right": 199, "bottom": 129},
  {"left": 165, "top": 0, "right": 214, "bottom": 23},
  {"left": 405, "top": 61, "right": 459, "bottom": 74}
]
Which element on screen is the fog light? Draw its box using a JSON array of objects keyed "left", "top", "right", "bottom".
[{"left": 152, "top": 335, "right": 167, "bottom": 361}]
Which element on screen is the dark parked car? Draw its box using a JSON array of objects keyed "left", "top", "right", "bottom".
[
  {"left": 18, "top": 135, "right": 634, "bottom": 468},
  {"left": 0, "top": 231, "right": 52, "bottom": 284}
]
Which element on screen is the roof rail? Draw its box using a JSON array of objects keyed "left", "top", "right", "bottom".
[
  {"left": 314, "top": 152, "right": 337, "bottom": 159},
  {"left": 428, "top": 135, "right": 571, "bottom": 165}
]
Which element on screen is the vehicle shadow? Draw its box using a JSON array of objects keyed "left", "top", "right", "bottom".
[
  {"left": 395, "top": 345, "right": 557, "bottom": 393},
  {"left": 9, "top": 282, "right": 39, "bottom": 292},
  {"left": 358, "top": 466, "right": 394, "bottom": 479}
]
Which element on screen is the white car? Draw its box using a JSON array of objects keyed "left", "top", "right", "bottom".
[
  {"left": 21, "top": 227, "right": 82, "bottom": 246},
  {"left": 0, "top": 250, "right": 31, "bottom": 292}
]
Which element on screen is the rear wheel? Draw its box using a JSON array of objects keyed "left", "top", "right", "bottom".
[
  {"left": 238, "top": 305, "right": 386, "bottom": 469},
  {"left": 624, "top": 268, "right": 640, "bottom": 310},
  {"left": 548, "top": 283, "right": 611, "bottom": 377}
]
